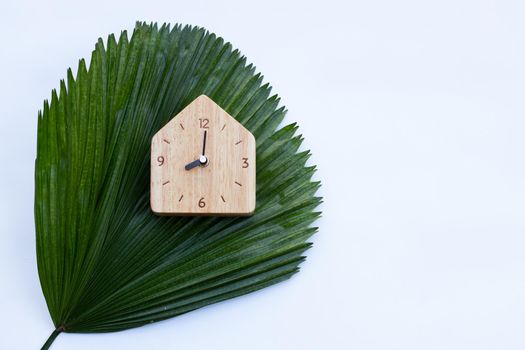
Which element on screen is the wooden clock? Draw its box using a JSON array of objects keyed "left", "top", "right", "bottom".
[{"left": 150, "top": 95, "right": 256, "bottom": 216}]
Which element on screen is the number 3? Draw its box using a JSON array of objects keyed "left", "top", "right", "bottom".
[{"left": 242, "top": 157, "right": 249, "bottom": 168}]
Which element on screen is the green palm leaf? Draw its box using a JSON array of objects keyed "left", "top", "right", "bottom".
[{"left": 36, "top": 22, "right": 321, "bottom": 349}]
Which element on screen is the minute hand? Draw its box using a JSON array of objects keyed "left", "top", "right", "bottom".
[{"left": 202, "top": 130, "right": 207, "bottom": 156}]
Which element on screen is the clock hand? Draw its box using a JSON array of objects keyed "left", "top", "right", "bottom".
[
  {"left": 184, "top": 159, "right": 201, "bottom": 170},
  {"left": 202, "top": 130, "right": 207, "bottom": 156},
  {"left": 184, "top": 155, "right": 208, "bottom": 170},
  {"left": 185, "top": 131, "right": 209, "bottom": 171}
]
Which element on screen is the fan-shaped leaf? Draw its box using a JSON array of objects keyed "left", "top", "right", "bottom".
[{"left": 36, "top": 22, "right": 321, "bottom": 349}]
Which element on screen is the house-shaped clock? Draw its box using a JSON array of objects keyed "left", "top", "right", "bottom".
[{"left": 150, "top": 95, "right": 256, "bottom": 216}]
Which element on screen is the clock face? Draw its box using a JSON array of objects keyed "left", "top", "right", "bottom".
[{"left": 150, "top": 95, "right": 256, "bottom": 216}]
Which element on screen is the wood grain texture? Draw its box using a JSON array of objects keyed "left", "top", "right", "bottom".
[{"left": 151, "top": 95, "right": 256, "bottom": 216}]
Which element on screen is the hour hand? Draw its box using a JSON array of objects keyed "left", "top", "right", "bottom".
[
  {"left": 184, "top": 155, "right": 208, "bottom": 170},
  {"left": 184, "top": 159, "right": 201, "bottom": 171}
]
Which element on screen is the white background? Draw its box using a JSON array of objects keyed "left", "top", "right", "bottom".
[{"left": 1, "top": 0, "right": 524, "bottom": 349}]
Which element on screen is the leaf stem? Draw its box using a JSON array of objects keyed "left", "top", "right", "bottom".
[{"left": 41, "top": 328, "right": 62, "bottom": 350}]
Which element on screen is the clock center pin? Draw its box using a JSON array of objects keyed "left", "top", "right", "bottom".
[{"left": 199, "top": 155, "right": 209, "bottom": 167}]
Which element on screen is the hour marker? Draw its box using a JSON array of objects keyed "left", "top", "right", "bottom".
[
  {"left": 234, "top": 181, "right": 242, "bottom": 187},
  {"left": 221, "top": 195, "right": 226, "bottom": 202},
  {"left": 235, "top": 140, "right": 242, "bottom": 145},
  {"left": 162, "top": 181, "right": 170, "bottom": 186},
  {"left": 163, "top": 139, "right": 170, "bottom": 144},
  {"left": 178, "top": 194, "right": 184, "bottom": 202},
  {"left": 179, "top": 123, "right": 185, "bottom": 130},
  {"left": 221, "top": 124, "right": 226, "bottom": 131}
]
